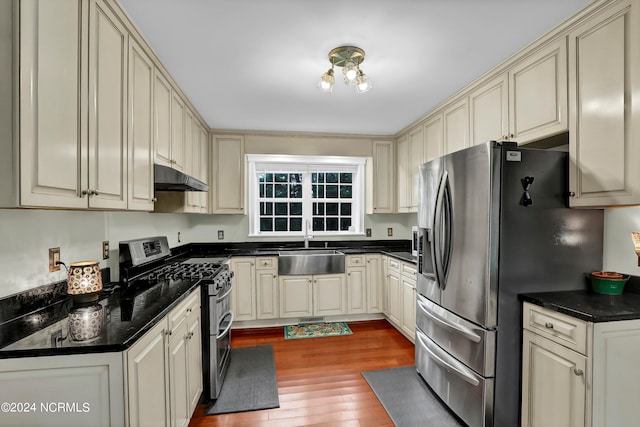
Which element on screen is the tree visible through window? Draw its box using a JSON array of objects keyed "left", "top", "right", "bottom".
[{"left": 247, "top": 155, "right": 365, "bottom": 236}]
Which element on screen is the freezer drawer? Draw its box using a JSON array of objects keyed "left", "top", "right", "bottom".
[
  {"left": 416, "top": 294, "right": 496, "bottom": 376},
  {"left": 416, "top": 329, "right": 494, "bottom": 427}
]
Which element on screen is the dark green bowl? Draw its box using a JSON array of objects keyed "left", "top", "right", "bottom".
[{"left": 590, "top": 275, "right": 629, "bottom": 295}]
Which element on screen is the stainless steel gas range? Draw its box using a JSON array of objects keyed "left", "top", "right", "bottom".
[{"left": 119, "top": 236, "right": 234, "bottom": 402}]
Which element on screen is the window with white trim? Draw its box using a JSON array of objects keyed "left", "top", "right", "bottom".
[{"left": 247, "top": 154, "right": 365, "bottom": 237}]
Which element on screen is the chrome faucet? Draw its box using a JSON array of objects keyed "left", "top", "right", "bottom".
[{"left": 304, "top": 219, "right": 313, "bottom": 248}]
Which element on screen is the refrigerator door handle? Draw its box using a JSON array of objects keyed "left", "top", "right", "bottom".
[
  {"left": 416, "top": 331, "right": 480, "bottom": 387},
  {"left": 434, "top": 171, "right": 452, "bottom": 290},
  {"left": 417, "top": 296, "right": 482, "bottom": 343}
]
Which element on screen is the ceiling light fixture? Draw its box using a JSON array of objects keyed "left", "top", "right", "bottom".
[{"left": 317, "top": 46, "right": 372, "bottom": 94}]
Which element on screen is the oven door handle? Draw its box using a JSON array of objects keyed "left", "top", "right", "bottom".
[
  {"left": 217, "top": 311, "right": 234, "bottom": 340},
  {"left": 217, "top": 284, "right": 233, "bottom": 302}
]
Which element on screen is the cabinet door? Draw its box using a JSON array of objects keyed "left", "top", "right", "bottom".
[
  {"left": 88, "top": 0, "right": 128, "bottom": 209},
  {"left": 154, "top": 70, "right": 172, "bottom": 168},
  {"left": 168, "top": 320, "right": 190, "bottom": 427},
  {"left": 347, "top": 267, "right": 367, "bottom": 314},
  {"left": 199, "top": 126, "right": 210, "bottom": 213},
  {"left": 568, "top": 0, "right": 640, "bottom": 207},
  {"left": 424, "top": 113, "right": 444, "bottom": 162},
  {"left": 19, "top": 0, "right": 88, "bottom": 208},
  {"left": 127, "top": 37, "right": 155, "bottom": 211},
  {"left": 256, "top": 269, "right": 279, "bottom": 319},
  {"left": 469, "top": 73, "right": 509, "bottom": 146},
  {"left": 186, "top": 312, "right": 203, "bottom": 419},
  {"left": 409, "top": 127, "right": 424, "bottom": 210},
  {"left": 279, "top": 275, "right": 313, "bottom": 318},
  {"left": 211, "top": 135, "right": 245, "bottom": 213},
  {"left": 521, "top": 330, "right": 586, "bottom": 427},
  {"left": 443, "top": 97, "right": 469, "bottom": 154},
  {"left": 230, "top": 257, "right": 256, "bottom": 321},
  {"left": 396, "top": 134, "right": 410, "bottom": 212},
  {"left": 313, "top": 274, "right": 347, "bottom": 316},
  {"left": 387, "top": 271, "right": 402, "bottom": 326},
  {"left": 127, "top": 319, "right": 170, "bottom": 427},
  {"left": 509, "top": 38, "right": 568, "bottom": 144},
  {"left": 170, "top": 93, "right": 185, "bottom": 172},
  {"left": 401, "top": 277, "right": 416, "bottom": 339},
  {"left": 366, "top": 255, "right": 383, "bottom": 313},
  {"left": 370, "top": 140, "right": 395, "bottom": 213}
]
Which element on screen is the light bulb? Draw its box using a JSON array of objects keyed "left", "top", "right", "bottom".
[
  {"left": 343, "top": 60, "right": 358, "bottom": 82},
  {"left": 317, "top": 68, "right": 335, "bottom": 93},
  {"left": 355, "top": 70, "right": 372, "bottom": 93}
]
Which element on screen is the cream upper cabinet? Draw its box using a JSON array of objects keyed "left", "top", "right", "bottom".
[
  {"left": 396, "top": 134, "right": 410, "bottom": 212},
  {"left": 154, "top": 70, "right": 173, "bottom": 168},
  {"left": 199, "top": 126, "right": 210, "bottom": 213},
  {"left": 424, "top": 113, "right": 444, "bottom": 162},
  {"left": 19, "top": 0, "right": 88, "bottom": 209},
  {"left": 368, "top": 139, "right": 395, "bottom": 214},
  {"left": 396, "top": 128, "right": 423, "bottom": 213},
  {"left": 443, "top": 97, "right": 470, "bottom": 154},
  {"left": 211, "top": 135, "right": 245, "bottom": 214},
  {"left": 170, "top": 93, "right": 186, "bottom": 172},
  {"left": 469, "top": 73, "right": 509, "bottom": 146},
  {"left": 509, "top": 37, "right": 568, "bottom": 144},
  {"left": 127, "top": 37, "right": 155, "bottom": 211},
  {"left": 567, "top": 0, "right": 640, "bottom": 207},
  {"left": 87, "top": 0, "right": 128, "bottom": 209}
]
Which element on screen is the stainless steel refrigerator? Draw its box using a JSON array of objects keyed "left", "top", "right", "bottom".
[{"left": 415, "top": 141, "right": 603, "bottom": 427}]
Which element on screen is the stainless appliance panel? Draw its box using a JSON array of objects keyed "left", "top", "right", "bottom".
[
  {"left": 438, "top": 143, "right": 498, "bottom": 328},
  {"left": 416, "top": 329, "right": 494, "bottom": 427},
  {"left": 416, "top": 294, "right": 495, "bottom": 376}
]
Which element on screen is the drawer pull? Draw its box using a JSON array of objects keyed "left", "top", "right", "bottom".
[
  {"left": 544, "top": 322, "right": 554, "bottom": 329},
  {"left": 574, "top": 368, "right": 584, "bottom": 376}
]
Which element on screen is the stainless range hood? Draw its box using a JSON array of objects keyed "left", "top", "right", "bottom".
[{"left": 154, "top": 164, "right": 208, "bottom": 192}]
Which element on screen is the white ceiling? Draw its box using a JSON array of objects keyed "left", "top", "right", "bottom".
[{"left": 118, "top": 0, "right": 593, "bottom": 136}]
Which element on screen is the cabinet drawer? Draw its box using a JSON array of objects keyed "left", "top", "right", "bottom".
[
  {"left": 168, "top": 290, "right": 200, "bottom": 333},
  {"left": 256, "top": 257, "right": 277, "bottom": 270},
  {"left": 388, "top": 258, "right": 401, "bottom": 273},
  {"left": 347, "top": 255, "right": 365, "bottom": 267},
  {"left": 523, "top": 302, "right": 587, "bottom": 355},
  {"left": 401, "top": 261, "right": 417, "bottom": 278}
]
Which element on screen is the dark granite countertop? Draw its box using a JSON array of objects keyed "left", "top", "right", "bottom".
[
  {"left": 0, "top": 278, "right": 201, "bottom": 359},
  {"left": 0, "top": 240, "right": 412, "bottom": 359},
  {"left": 520, "top": 288, "right": 640, "bottom": 323}
]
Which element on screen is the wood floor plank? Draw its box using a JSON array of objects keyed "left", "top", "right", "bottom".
[{"left": 189, "top": 319, "right": 414, "bottom": 427}]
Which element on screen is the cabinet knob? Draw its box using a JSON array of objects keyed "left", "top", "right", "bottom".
[
  {"left": 152, "top": 197, "right": 158, "bottom": 203},
  {"left": 544, "top": 322, "right": 554, "bottom": 329},
  {"left": 573, "top": 368, "right": 584, "bottom": 376},
  {"left": 80, "top": 190, "right": 88, "bottom": 197},
  {"left": 568, "top": 191, "right": 576, "bottom": 197},
  {"left": 273, "top": 275, "right": 276, "bottom": 278}
]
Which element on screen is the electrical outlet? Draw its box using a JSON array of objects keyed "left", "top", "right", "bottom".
[
  {"left": 102, "top": 241, "right": 110, "bottom": 260},
  {"left": 218, "top": 230, "right": 224, "bottom": 240},
  {"left": 387, "top": 227, "right": 393, "bottom": 236},
  {"left": 366, "top": 228, "right": 372, "bottom": 237},
  {"left": 49, "top": 247, "right": 61, "bottom": 272}
]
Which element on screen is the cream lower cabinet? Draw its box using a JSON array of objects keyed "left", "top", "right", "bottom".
[
  {"left": 384, "top": 256, "right": 416, "bottom": 342},
  {"left": 279, "top": 274, "right": 346, "bottom": 318},
  {"left": 127, "top": 289, "right": 201, "bottom": 427},
  {"left": 521, "top": 302, "right": 640, "bottom": 427},
  {"left": 256, "top": 257, "right": 279, "bottom": 320},
  {"left": 568, "top": 0, "right": 640, "bottom": 207},
  {"left": 229, "top": 257, "right": 256, "bottom": 321},
  {"left": 365, "top": 254, "right": 383, "bottom": 313},
  {"left": 346, "top": 255, "right": 367, "bottom": 315}
]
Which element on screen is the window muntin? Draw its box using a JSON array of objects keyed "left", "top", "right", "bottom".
[{"left": 247, "top": 155, "right": 365, "bottom": 237}]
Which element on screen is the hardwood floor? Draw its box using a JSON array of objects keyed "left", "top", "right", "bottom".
[{"left": 189, "top": 319, "right": 415, "bottom": 427}]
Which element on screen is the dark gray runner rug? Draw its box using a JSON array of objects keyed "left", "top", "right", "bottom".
[
  {"left": 362, "top": 366, "right": 464, "bottom": 427},
  {"left": 204, "top": 345, "right": 279, "bottom": 415}
]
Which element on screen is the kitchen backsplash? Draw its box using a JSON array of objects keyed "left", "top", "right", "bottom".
[{"left": 0, "top": 207, "right": 637, "bottom": 299}]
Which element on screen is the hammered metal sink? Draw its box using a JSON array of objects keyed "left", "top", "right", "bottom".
[{"left": 278, "top": 249, "right": 345, "bottom": 275}]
